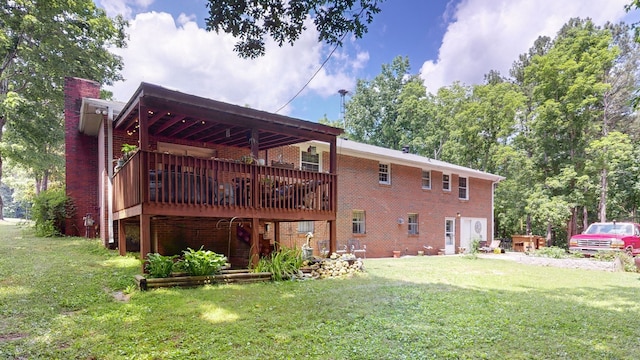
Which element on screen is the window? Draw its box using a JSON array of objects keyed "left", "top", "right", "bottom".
[
  {"left": 421, "top": 170, "right": 431, "bottom": 189},
  {"left": 298, "top": 221, "right": 314, "bottom": 233},
  {"left": 458, "top": 176, "right": 468, "bottom": 200},
  {"left": 442, "top": 174, "right": 450, "bottom": 191},
  {"left": 379, "top": 163, "right": 390, "bottom": 184},
  {"left": 301, "top": 149, "right": 320, "bottom": 172},
  {"left": 352, "top": 210, "right": 366, "bottom": 234},
  {"left": 408, "top": 213, "right": 419, "bottom": 235}
]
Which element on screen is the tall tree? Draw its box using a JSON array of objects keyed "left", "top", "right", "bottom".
[
  {"left": 344, "top": 56, "right": 421, "bottom": 150},
  {"left": 205, "top": 0, "right": 383, "bottom": 58},
  {"left": 0, "top": 0, "right": 126, "bottom": 219},
  {"left": 524, "top": 18, "right": 617, "bottom": 239}
]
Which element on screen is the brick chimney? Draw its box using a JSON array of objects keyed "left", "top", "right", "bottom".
[{"left": 64, "top": 77, "right": 101, "bottom": 237}]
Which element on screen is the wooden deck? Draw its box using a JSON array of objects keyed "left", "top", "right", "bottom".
[{"left": 113, "top": 151, "right": 337, "bottom": 221}]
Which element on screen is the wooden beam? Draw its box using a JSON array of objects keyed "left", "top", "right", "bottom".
[
  {"left": 250, "top": 217, "right": 260, "bottom": 267},
  {"left": 140, "top": 214, "right": 151, "bottom": 271},
  {"left": 118, "top": 220, "right": 126, "bottom": 256}
]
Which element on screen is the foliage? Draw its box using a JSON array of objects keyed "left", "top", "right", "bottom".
[
  {"left": 4, "top": 221, "right": 640, "bottom": 359},
  {"left": 345, "top": 56, "right": 421, "bottom": 150},
  {"left": 30, "top": 188, "right": 74, "bottom": 237},
  {"left": 120, "top": 143, "right": 138, "bottom": 155},
  {"left": 204, "top": 0, "right": 383, "bottom": 58},
  {"left": 593, "top": 251, "right": 639, "bottom": 272},
  {"left": 145, "top": 253, "right": 178, "bottom": 278},
  {"left": 181, "top": 246, "right": 227, "bottom": 276},
  {"left": 253, "top": 246, "right": 304, "bottom": 281},
  {"left": 0, "top": 0, "right": 127, "bottom": 219},
  {"left": 531, "top": 246, "right": 568, "bottom": 259}
]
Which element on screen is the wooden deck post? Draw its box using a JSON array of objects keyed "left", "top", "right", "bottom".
[
  {"left": 118, "top": 220, "right": 126, "bottom": 256},
  {"left": 139, "top": 214, "right": 151, "bottom": 271},
  {"left": 329, "top": 138, "right": 338, "bottom": 254},
  {"left": 250, "top": 217, "right": 260, "bottom": 267}
]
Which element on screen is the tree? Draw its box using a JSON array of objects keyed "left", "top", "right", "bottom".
[
  {"left": 0, "top": 0, "right": 127, "bottom": 219},
  {"left": 205, "top": 0, "right": 383, "bottom": 58},
  {"left": 524, "top": 18, "right": 617, "bottom": 239},
  {"left": 344, "top": 56, "right": 421, "bottom": 150}
]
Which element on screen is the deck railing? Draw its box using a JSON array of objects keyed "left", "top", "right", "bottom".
[{"left": 113, "top": 151, "right": 336, "bottom": 215}]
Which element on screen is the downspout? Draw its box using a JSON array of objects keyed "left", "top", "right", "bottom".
[
  {"left": 491, "top": 180, "right": 498, "bottom": 242},
  {"left": 107, "top": 107, "right": 114, "bottom": 244}
]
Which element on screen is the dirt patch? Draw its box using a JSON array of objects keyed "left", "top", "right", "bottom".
[{"left": 0, "top": 333, "right": 28, "bottom": 342}]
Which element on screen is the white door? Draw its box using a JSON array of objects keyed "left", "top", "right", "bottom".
[
  {"left": 460, "top": 218, "right": 487, "bottom": 253},
  {"left": 445, "top": 218, "right": 455, "bottom": 255}
]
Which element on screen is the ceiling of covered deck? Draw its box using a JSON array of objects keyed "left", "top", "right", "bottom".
[{"left": 114, "top": 82, "right": 343, "bottom": 151}]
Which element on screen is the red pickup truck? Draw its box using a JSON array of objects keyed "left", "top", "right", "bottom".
[{"left": 569, "top": 222, "right": 640, "bottom": 256}]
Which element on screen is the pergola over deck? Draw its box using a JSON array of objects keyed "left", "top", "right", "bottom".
[{"left": 112, "top": 82, "right": 343, "bottom": 264}]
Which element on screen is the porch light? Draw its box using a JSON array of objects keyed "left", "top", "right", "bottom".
[{"left": 397, "top": 217, "right": 404, "bottom": 225}]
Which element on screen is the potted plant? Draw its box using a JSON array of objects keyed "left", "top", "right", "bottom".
[{"left": 121, "top": 143, "right": 138, "bottom": 160}]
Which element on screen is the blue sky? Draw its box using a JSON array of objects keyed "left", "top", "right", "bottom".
[{"left": 97, "top": 0, "right": 636, "bottom": 122}]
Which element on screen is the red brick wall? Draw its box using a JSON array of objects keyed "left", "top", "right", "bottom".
[
  {"left": 64, "top": 77, "right": 101, "bottom": 237},
  {"left": 268, "top": 145, "right": 496, "bottom": 258}
]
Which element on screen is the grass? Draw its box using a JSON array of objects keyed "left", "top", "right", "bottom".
[{"left": 2, "top": 219, "right": 640, "bottom": 359}]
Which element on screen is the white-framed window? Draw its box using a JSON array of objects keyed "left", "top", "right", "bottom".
[
  {"left": 421, "top": 170, "right": 431, "bottom": 189},
  {"left": 408, "top": 213, "right": 419, "bottom": 235},
  {"left": 297, "top": 221, "right": 314, "bottom": 233},
  {"left": 301, "top": 148, "right": 320, "bottom": 172},
  {"left": 379, "top": 163, "right": 390, "bottom": 184},
  {"left": 442, "top": 174, "right": 450, "bottom": 191},
  {"left": 352, "top": 210, "right": 366, "bottom": 234},
  {"left": 458, "top": 176, "right": 468, "bottom": 200}
]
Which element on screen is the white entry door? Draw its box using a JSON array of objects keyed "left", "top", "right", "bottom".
[
  {"left": 460, "top": 218, "right": 487, "bottom": 253},
  {"left": 444, "top": 218, "right": 455, "bottom": 255}
]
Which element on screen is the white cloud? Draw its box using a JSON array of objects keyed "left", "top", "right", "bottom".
[
  {"left": 106, "top": 11, "right": 367, "bottom": 115},
  {"left": 420, "top": 0, "right": 630, "bottom": 92}
]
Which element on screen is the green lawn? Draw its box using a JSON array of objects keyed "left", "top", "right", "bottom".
[{"left": 2, "top": 219, "right": 640, "bottom": 359}]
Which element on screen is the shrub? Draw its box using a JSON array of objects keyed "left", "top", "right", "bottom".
[
  {"left": 181, "top": 246, "right": 227, "bottom": 276},
  {"left": 531, "top": 246, "right": 567, "bottom": 259},
  {"left": 254, "top": 246, "right": 303, "bottom": 281},
  {"left": 31, "top": 188, "right": 75, "bottom": 237},
  {"left": 145, "top": 253, "right": 178, "bottom": 278}
]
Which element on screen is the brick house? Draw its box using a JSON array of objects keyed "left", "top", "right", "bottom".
[{"left": 65, "top": 77, "right": 503, "bottom": 266}]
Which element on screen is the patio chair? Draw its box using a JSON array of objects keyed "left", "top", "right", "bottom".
[
  {"left": 480, "top": 240, "right": 501, "bottom": 253},
  {"left": 348, "top": 239, "right": 366, "bottom": 259}
]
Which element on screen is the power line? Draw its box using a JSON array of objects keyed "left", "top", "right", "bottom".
[
  {"left": 274, "top": 36, "right": 345, "bottom": 114},
  {"left": 274, "top": 7, "right": 367, "bottom": 114}
]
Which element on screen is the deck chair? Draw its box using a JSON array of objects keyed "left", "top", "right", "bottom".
[
  {"left": 348, "top": 239, "right": 366, "bottom": 259},
  {"left": 317, "top": 240, "right": 329, "bottom": 257},
  {"left": 480, "top": 240, "right": 501, "bottom": 253}
]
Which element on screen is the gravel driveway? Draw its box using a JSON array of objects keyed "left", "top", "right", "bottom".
[{"left": 479, "top": 252, "right": 622, "bottom": 272}]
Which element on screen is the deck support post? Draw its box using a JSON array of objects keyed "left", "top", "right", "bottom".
[
  {"left": 139, "top": 214, "right": 151, "bottom": 272},
  {"left": 118, "top": 220, "right": 126, "bottom": 256},
  {"left": 250, "top": 217, "right": 260, "bottom": 267}
]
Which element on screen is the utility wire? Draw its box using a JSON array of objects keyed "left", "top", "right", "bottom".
[{"left": 274, "top": 7, "right": 367, "bottom": 114}]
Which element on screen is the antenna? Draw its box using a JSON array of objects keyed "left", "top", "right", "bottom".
[{"left": 338, "top": 89, "right": 348, "bottom": 128}]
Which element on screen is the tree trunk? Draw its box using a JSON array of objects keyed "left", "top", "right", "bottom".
[
  {"left": 0, "top": 116, "right": 4, "bottom": 220},
  {"left": 526, "top": 214, "right": 531, "bottom": 235},
  {"left": 583, "top": 206, "right": 588, "bottom": 231},
  {"left": 598, "top": 168, "right": 607, "bottom": 222},
  {"left": 546, "top": 219, "right": 553, "bottom": 246}
]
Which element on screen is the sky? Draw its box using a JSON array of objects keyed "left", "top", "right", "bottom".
[{"left": 97, "top": 0, "right": 638, "bottom": 122}]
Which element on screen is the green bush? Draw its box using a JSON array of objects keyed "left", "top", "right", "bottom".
[
  {"left": 254, "top": 246, "right": 303, "bottom": 281},
  {"left": 181, "top": 246, "right": 227, "bottom": 276},
  {"left": 31, "top": 188, "right": 75, "bottom": 237},
  {"left": 145, "top": 253, "right": 178, "bottom": 278},
  {"left": 531, "top": 246, "right": 567, "bottom": 259}
]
